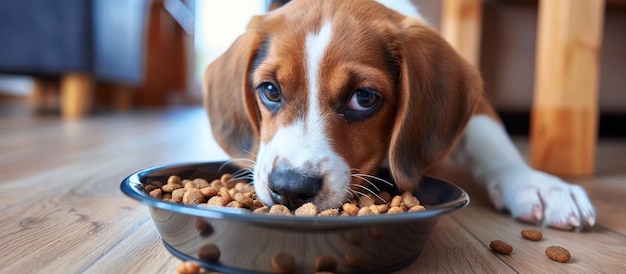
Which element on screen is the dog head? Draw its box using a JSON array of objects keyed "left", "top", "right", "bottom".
[{"left": 203, "top": 0, "right": 481, "bottom": 210}]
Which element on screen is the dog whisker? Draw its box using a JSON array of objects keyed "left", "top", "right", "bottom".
[
  {"left": 353, "top": 173, "right": 393, "bottom": 186},
  {"left": 219, "top": 158, "right": 256, "bottom": 172},
  {"left": 351, "top": 174, "right": 381, "bottom": 193},
  {"left": 351, "top": 183, "right": 387, "bottom": 205}
]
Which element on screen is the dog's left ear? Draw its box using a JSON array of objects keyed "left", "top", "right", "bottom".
[
  {"left": 203, "top": 16, "right": 266, "bottom": 160},
  {"left": 389, "top": 17, "right": 482, "bottom": 191}
]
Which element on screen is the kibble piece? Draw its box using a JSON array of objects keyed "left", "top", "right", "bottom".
[
  {"left": 198, "top": 243, "right": 221, "bottom": 262},
  {"left": 342, "top": 203, "right": 359, "bottom": 216},
  {"left": 401, "top": 191, "right": 420, "bottom": 208},
  {"left": 234, "top": 192, "right": 254, "bottom": 208},
  {"left": 271, "top": 253, "right": 295, "bottom": 274},
  {"left": 545, "top": 246, "right": 570, "bottom": 263},
  {"left": 210, "top": 179, "right": 224, "bottom": 189},
  {"left": 200, "top": 186, "right": 218, "bottom": 198},
  {"left": 408, "top": 205, "right": 426, "bottom": 212},
  {"left": 207, "top": 196, "right": 227, "bottom": 207},
  {"left": 490, "top": 240, "right": 513, "bottom": 255},
  {"left": 192, "top": 178, "right": 210, "bottom": 189},
  {"left": 171, "top": 188, "right": 186, "bottom": 203},
  {"left": 168, "top": 175, "right": 182, "bottom": 186},
  {"left": 161, "top": 183, "right": 182, "bottom": 193},
  {"left": 253, "top": 206, "right": 270, "bottom": 214},
  {"left": 295, "top": 202, "right": 318, "bottom": 216},
  {"left": 183, "top": 188, "right": 205, "bottom": 205},
  {"left": 315, "top": 255, "right": 337, "bottom": 272},
  {"left": 387, "top": 206, "right": 404, "bottom": 214},
  {"left": 318, "top": 208, "right": 339, "bottom": 216},
  {"left": 184, "top": 181, "right": 197, "bottom": 190},
  {"left": 220, "top": 173, "right": 232, "bottom": 185},
  {"left": 368, "top": 204, "right": 380, "bottom": 215},
  {"left": 175, "top": 261, "right": 201, "bottom": 274},
  {"left": 149, "top": 188, "right": 162, "bottom": 199},
  {"left": 228, "top": 188, "right": 238, "bottom": 197},
  {"left": 390, "top": 195, "right": 402, "bottom": 208},
  {"left": 269, "top": 204, "right": 292, "bottom": 215},
  {"left": 357, "top": 207, "right": 374, "bottom": 216},
  {"left": 521, "top": 229, "right": 543, "bottom": 241},
  {"left": 226, "top": 200, "right": 244, "bottom": 208},
  {"left": 144, "top": 184, "right": 157, "bottom": 193},
  {"left": 252, "top": 199, "right": 265, "bottom": 208},
  {"left": 375, "top": 204, "right": 389, "bottom": 214},
  {"left": 219, "top": 187, "right": 233, "bottom": 204}
]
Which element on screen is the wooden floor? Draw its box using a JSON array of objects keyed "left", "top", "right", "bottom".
[{"left": 1, "top": 101, "right": 625, "bottom": 273}]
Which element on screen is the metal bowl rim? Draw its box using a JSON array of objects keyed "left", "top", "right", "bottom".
[{"left": 120, "top": 161, "right": 470, "bottom": 226}]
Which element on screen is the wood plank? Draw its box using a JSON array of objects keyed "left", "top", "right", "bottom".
[
  {"left": 82, "top": 220, "right": 180, "bottom": 274},
  {"left": 397, "top": 216, "right": 515, "bottom": 273},
  {"left": 530, "top": 0, "right": 606, "bottom": 175},
  {"left": 451, "top": 205, "right": 626, "bottom": 273}
]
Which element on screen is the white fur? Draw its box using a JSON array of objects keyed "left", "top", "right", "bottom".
[
  {"left": 454, "top": 115, "right": 596, "bottom": 230},
  {"left": 253, "top": 22, "right": 351, "bottom": 209}
]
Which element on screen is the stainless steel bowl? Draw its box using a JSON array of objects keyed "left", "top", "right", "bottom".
[{"left": 121, "top": 162, "right": 469, "bottom": 274}]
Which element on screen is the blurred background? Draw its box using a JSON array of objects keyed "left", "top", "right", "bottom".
[{"left": 0, "top": 0, "right": 624, "bottom": 137}]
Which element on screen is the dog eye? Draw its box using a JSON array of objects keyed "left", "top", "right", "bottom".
[
  {"left": 342, "top": 88, "right": 382, "bottom": 121},
  {"left": 257, "top": 82, "right": 282, "bottom": 104},
  {"left": 347, "top": 88, "right": 381, "bottom": 111}
]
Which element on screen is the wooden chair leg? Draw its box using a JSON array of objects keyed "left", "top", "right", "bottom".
[
  {"left": 441, "top": 0, "right": 483, "bottom": 67},
  {"left": 530, "top": 0, "right": 605, "bottom": 176},
  {"left": 60, "top": 73, "right": 93, "bottom": 120}
]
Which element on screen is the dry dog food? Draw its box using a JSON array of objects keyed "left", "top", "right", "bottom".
[
  {"left": 489, "top": 240, "right": 513, "bottom": 255},
  {"left": 545, "top": 246, "right": 571, "bottom": 263},
  {"left": 144, "top": 173, "right": 426, "bottom": 216},
  {"left": 521, "top": 229, "right": 543, "bottom": 241},
  {"left": 175, "top": 261, "right": 201, "bottom": 274}
]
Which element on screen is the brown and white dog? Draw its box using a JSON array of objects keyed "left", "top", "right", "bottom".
[{"left": 203, "top": 0, "right": 595, "bottom": 230}]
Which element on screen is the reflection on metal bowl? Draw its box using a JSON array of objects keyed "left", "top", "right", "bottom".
[{"left": 121, "top": 162, "right": 469, "bottom": 273}]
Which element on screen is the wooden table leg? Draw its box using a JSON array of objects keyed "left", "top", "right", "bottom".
[
  {"left": 61, "top": 73, "right": 93, "bottom": 120},
  {"left": 530, "top": 0, "right": 605, "bottom": 176},
  {"left": 441, "top": 0, "right": 483, "bottom": 67}
]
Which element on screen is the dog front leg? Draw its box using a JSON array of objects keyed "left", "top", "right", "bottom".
[{"left": 452, "top": 114, "right": 596, "bottom": 231}]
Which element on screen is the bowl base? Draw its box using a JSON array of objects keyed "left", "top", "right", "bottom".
[{"left": 162, "top": 239, "right": 421, "bottom": 274}]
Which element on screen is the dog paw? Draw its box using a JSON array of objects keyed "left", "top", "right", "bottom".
[{"left": 486, "top": 167, "right": 596, "bottom": 231}]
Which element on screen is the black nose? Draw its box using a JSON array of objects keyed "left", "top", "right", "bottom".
[{"left": 268, "top": 168, "right": 322, "bottom": 210}]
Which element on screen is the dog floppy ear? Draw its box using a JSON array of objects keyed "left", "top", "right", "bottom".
[
  {"left": 203, "top": 16, "right": 266, "bottom": 160},
  {"left": 389, "top": 18, "right": 482, "bottom": 191}
]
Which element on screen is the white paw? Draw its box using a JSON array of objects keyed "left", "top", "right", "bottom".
[{"left": 486, "top": 167, "right": 596, "bottom": 231}]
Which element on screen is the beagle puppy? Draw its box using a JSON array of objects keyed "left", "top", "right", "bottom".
[{"left": 203, "top": 0, "right": 595, "bottom": 230}]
